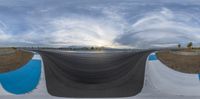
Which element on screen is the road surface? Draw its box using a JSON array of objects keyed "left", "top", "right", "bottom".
[{"left": 38, "top": 50, "right": 152, "bottom": 98}]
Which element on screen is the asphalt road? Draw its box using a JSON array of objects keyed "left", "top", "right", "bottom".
[{"left": 38, "top": 50, "right": 153, "bottom": 98}]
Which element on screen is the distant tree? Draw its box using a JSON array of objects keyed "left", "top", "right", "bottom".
[
  {"left": 178, "top": 44, "right": 181, "bottom": 48},
  {"left": 12, "top": 47, "right": 17, "bottom": 49},
  {"left": 187, "top": 42, "right": 193, "bottom": 48}
]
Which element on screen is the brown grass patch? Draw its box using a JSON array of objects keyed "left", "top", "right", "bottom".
[
  {"left": 0, "top": 49, "right": 33, "bottom": 73},
  {"left": 157, "top": 51, "right": 200, "bottom": 74},
  {"left": 181, "top": 48, "right": 200, "bottom": 52}
]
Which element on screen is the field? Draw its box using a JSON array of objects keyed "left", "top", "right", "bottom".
[
  {"left": 157, "top": 50, "right": 200, "bottom": 74},
  {"left": 0, "top": 48, "right": 33, "bottom": 73}
]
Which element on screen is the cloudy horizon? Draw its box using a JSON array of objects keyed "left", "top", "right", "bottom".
[{"left": 0, "top": 0, "right": 200, "bottom": 48}]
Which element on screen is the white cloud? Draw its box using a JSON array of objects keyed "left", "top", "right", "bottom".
[
  {"left": 48, "top": 17, "right": 123, "bottom": 47},
  {"left": 0, "top": 32, "right": 10, "bottom": 41},
  {"left": 0, "top": 22, "right": 11, "bottom": 41},
  {"left": 116, "top": 8, "right": 200, "bottom": 48},
  {"left": 0, "top": 14, "right": 125, "bottom": 47},
  {"left": 1, "top": 3, "right": 200, "bottom": 49}
]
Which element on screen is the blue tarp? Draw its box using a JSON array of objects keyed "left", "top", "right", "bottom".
[{"left": 0, "top": 60, "right": 41, "bottom": 94}]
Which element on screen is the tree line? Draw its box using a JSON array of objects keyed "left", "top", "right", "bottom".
[{"left": 178, "top": 42, "right": 199, "bottom": 49}]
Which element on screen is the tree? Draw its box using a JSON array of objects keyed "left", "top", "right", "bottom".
[
  {"left": 91, "top": 47, "right": 94, "bottom": 50},
  {"left": 187, "top": 42, "right": 193, "bottom": 48},
  {"left": 178, "top": 44, "right": 181, "bottom": 48}
]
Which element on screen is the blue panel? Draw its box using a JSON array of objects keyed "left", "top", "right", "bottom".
[
  {"left": 0, "top": 60, "right": 41, "bottom": 94},
  {"left": 148, "top": 55, "right": 157, "bottom": 61},
  {"left": 198, "top": 74, "right": 200, "bottom": 80}
]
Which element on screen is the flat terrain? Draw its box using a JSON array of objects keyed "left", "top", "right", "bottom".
[
  {"left": 39, "top": 50, "right": 152, "bottom": 97},
  {"left": 157, "top": 51, "right": 200, "bottom": 74},
  {"left": 182, "top": 48, "right": 200, "bottom": 52},
  {"left": 0, "top": 48, "right": 33, "bottom": 73}
]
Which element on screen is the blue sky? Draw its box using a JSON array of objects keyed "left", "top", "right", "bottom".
[{"left": 0, "top": 0, "right": 200, "bottom": 48}]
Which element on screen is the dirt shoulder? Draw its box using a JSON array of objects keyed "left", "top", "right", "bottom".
[
  {"left": 157, "top": 51, "right": 200, "bottom": 74},
  {"left": 0, "top": 48, "right": 33, "bottom": 73}
]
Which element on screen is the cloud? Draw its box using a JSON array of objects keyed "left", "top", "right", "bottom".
[
  {"left": 0, "top": 16, "right": 125, "bottom": 47},
  {"left": 0, "top": 0, "right": 200, "bottom": 48},
  {"left": 0, "top": 32, "right": 10, "bottom": 41},
  {"left": 48, "top": 17, "right": 122, "bottom": 47},
  {"left": 115, "top": 8, "right": 200, "bottom": 48},
  {"left": 0, "top": 21, "right": 11, "bottom": 41}
]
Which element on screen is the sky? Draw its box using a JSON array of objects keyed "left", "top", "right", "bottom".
[{"left": 0, "top": 0, "right": 200, "bottom": 48}]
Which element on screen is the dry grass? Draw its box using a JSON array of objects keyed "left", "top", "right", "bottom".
[
  {"left": 0, "top": 48, "right": 33, "bottom": 73},
  {"left": 181, "top": 48, "right": 200, "bottom": 52},
  {"left": 157, "top": 51, "right": 200, "bottom": 74}
]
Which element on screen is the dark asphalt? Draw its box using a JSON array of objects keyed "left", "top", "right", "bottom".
[{"left": 38, "top": 50, "right": 153, "bottom": 98}]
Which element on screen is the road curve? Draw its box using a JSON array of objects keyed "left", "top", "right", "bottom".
[{"left": 38, "top": 50, "right": 153, "bottom": 98}]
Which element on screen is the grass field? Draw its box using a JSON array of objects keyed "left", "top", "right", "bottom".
[
  {"left": 182, "top": 48, "right": 200, "bottom": 52},
  {"left": 0, "top": 48, "right": 33, "bottom": 73},
  {"left": 157, "top": 50, "right": 200, "bottom": 74}
]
